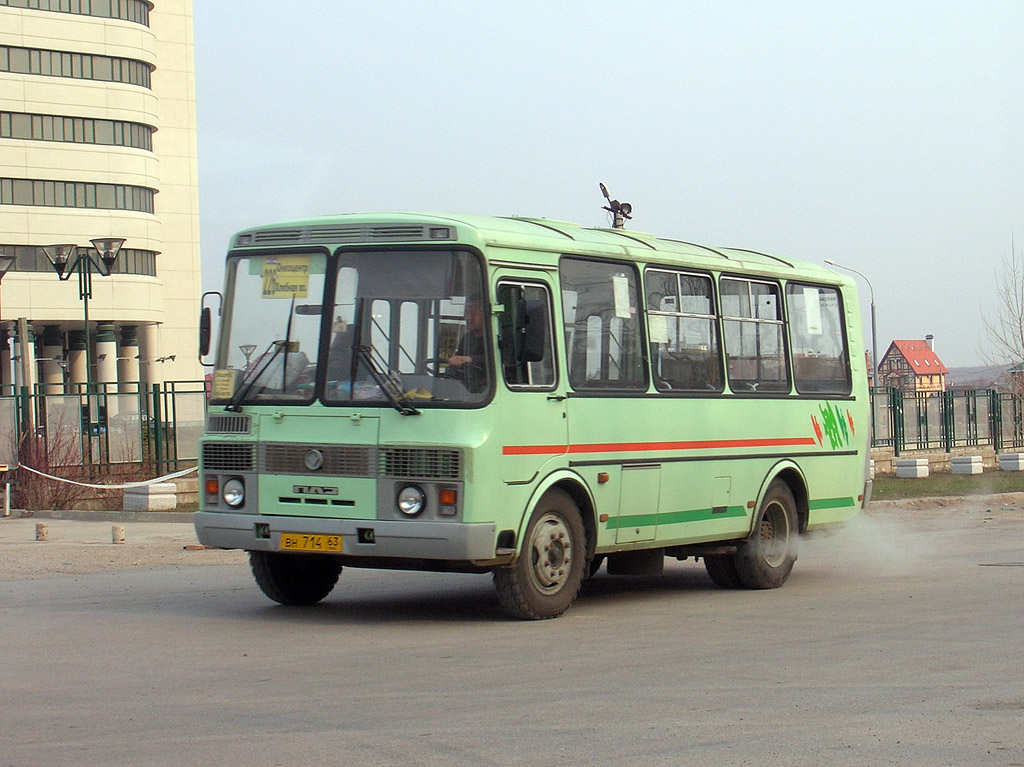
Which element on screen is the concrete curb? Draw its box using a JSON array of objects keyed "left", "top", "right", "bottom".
[{"left": 5, "top": 509, "right": 196, "bottom": 524}]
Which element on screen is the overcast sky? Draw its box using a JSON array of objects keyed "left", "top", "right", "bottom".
[{"left": 192, "top": 1, "right": 1024, "bottom": 369}]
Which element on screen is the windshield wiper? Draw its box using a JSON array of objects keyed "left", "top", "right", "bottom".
[
  {"left": 225, "top": 296, "right": 297, "bottom": 412},
  {"left": 351, "top": 298, "right": 420, "bottom": 416}
]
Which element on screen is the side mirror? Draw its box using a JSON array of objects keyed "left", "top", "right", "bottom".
[
  {"left": 199, "top": 291, "right": 222, "bottom": 366},
  {"left": 520, "top": 298, "right": 547, "bottom": 363},
  {"left": 199, "top": 307, "right": 212, "bottom": 357},
  {"left": 498, "top": 287, "right": 548, "bottom": 368}
]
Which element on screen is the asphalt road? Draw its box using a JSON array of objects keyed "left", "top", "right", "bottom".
[{"left": 2, "top": 498, "right": 1023, "bottom": 767}]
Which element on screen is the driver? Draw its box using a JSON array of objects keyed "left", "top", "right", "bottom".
[{"left": 446, "top": 302, "right": 486, "bottom": 391}]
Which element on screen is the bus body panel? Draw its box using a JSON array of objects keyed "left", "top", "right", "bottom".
[{"left": 195, "top": 212, "right": 871, "bottom": 614}]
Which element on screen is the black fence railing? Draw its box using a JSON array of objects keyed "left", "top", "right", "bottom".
[
  {"left": 0, "top": 380, "right": 206, "bottom": 478},
  {"left": 871, "top": 387, "right": 1024, "bottom": 455},
  {"left": 2, "top": 383, "right": 1023, "bottom": 472}
]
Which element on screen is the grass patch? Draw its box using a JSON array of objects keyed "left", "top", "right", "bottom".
[{"left": 873, "top": 471, "right": 1024, "bottom": 500}]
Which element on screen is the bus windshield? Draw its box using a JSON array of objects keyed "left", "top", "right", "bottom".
[{"left": 212, "top": 248, "right": 491, "bottom": 407}]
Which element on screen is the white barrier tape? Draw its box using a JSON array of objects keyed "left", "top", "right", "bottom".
[{"left": 16, "top": 464, "right": 197, "bottom": 490}]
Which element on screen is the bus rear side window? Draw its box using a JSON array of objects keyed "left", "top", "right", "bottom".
[{"left": 786, "top": 284, "right": 850, "bottom": 394}]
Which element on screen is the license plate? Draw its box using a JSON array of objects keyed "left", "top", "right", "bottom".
[{"left": 279, "top": 533, "right": 343, "bottom": 552}]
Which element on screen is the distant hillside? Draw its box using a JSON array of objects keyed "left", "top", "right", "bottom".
[{"left": 947, "top": 364, "right": 1010, "bottom": 389}]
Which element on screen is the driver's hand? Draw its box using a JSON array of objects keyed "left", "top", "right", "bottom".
[{"left": 448, "top": 355, "right": 472, "bottom": 368}]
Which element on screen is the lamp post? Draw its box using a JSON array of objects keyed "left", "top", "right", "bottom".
[
  {"left": 824, "top": 259, "right": 878, "bottom": 388},
  {"left": 0, "top": 254, "right": 16, "bottom": 393},
  {"left": 42, "top": 239, "right": 125, "bottom": 443}
]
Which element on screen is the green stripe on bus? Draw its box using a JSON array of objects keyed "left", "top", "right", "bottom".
[
  {"left": 606, "top": 505, "right": 747, "bottom": 529},
  {"left": 808, "top": 497, "right": 856, "bottom": 510}
]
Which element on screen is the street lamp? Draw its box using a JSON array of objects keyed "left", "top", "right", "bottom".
[
  {"left": 824, "top": 259, "right": 878, "bottom": 388},
  {"left": 42, "top": 238, "right": 125, "bottom": 432},
  {"left": 0, "top": 253, "right": 16, "bottom": 393}
]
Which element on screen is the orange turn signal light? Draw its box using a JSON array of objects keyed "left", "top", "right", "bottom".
[
  {"left": 439, "top": 488, "right": 458, "bottom": 506},
  {"left": 205, "top": 478, "right": 219, "bottom": 495}
]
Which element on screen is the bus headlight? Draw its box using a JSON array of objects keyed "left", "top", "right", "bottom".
[
  {"left": 222, "top": 477, "right": 245, "bottom": 508},
  {"left": 397, "top": 485, "right": 425, "bottom": 517}
]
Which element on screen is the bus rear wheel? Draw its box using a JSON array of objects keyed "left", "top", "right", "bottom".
[
  {"left": 249, "top": 551, "right": 342, "bottom": 605},
  {"left": 704, "top": 554, "right": 743, "bottom": 588},
  {"left": 734, "top": 481, "right": 799, "bottom": 589},
  {"left": 494, "top": 489, "right": 586, "bottom": 620}
]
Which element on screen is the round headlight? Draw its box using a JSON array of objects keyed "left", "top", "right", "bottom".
[
  {"left": 222, "top": 477, "right": 245, "bottom": 508},
  {"left": 397, "top": 485, "right": 425, "bottom": 517}
]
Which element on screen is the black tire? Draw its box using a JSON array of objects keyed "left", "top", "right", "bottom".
[
  {"left": 249, "top": 551, "right": 342, "bottom": 605},
  {"left": 704, "top": 553, "right": 743, "bottom": 588},
  {"left": 734, "top": 481, "right": 799, "bottom": 589},
  {"left": 494, "top": 489, "right": 586, "bottom": 620}
]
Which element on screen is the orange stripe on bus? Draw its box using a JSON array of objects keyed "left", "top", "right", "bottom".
[{"left": 502, "top": 437, "right": 817, "bottom": 456}]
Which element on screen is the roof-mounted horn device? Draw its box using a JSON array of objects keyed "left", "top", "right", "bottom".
[{"left": 599, "top": 183, "right": 632, "bottom": 229}]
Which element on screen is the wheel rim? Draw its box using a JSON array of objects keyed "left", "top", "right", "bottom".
[
  {"left": 759, "top": 499, "right": 792, "bottom": 568},
  {"left": 527, "top": 511, "right": 573, "bottom": 595}
]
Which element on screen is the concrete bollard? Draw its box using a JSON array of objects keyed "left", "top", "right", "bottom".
[
  {"left": 951, "top": 455, "right": 983, "bottom": 475},
  {"left": 895, "top": 458, "right": 929, "bottom": 478},
  {"left": 112, "top": 525, "right": 126, "bottom": 544},
  {"left": 35, "top": 522, "right": 48, "bottom": 541}
]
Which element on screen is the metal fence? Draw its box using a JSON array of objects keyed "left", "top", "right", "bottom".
[
  {"left": 3, "top": 382, "right": 1023, "bottom": 471},
  {"left": 871, "top": 387, "right": 1024, "bottom": 455},
  {"left": 0, "top": 380, "right": 206, "bottom": 477}
]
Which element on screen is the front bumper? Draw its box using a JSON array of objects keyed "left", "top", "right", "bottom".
[{"left": 194, "top": 510, "right": 498, "bottom": 563}]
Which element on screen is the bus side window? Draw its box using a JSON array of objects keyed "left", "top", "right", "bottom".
[
  {"left": 720, "top": 277, "right": 790, "bottom": 393},
  {"left": 497, "top": 282, "right": 556, "bottom": 388},
  {"left": 785, "top": 283, "right": 851, "bottom": 394},
  {"left": 559, "top": 257, "right": 646, "bottom": 391},
  {"left": 644, "top": 269, "right": 723, "bottom": 392}
]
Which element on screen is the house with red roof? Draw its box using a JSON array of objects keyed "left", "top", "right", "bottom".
[{"left": 878, "top": 337, "right": 948, "bottom": 392}]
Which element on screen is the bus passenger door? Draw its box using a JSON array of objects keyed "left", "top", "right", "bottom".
[{"left": 494, "top": 276, "right": 568, "bottom": 484}]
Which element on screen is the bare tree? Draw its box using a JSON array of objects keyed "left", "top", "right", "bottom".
[{"left": 982, "top": 240, "right": 1024, "bottom": 393}]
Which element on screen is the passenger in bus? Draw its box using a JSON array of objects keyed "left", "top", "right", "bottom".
[{"left": 446, "top": 302, "right": 486, "bottom": 391}]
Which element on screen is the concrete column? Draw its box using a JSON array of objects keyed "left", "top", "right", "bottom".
[
  {"left": 67, "top": 330, "right": 87, "bottom": 389},
  {"left": 40, "top": 325, "right": 64, "bottom": 394},
  {"left": 138, "top": 324, "right": 157, "bottom": 387},
  {"left": 95, "top": 324, "right": 118, "bottom": 392},
  {"left": 13, "top": 323, "right": 35, "bottom": 392},
  {"left": 118, "top": 325, "right": 140, "bottom": 394}
]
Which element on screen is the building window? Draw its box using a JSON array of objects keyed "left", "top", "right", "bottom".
[
  {"left": 0, "top": 0, "right": 150, "bottom": 26},
  {"left": 0, "top": 177, "right": 155, "bottom": 213},
  {"left": 1, "top": 244, "right": 157, "bottom": 277},
  {"left": 0, "top": 45, "right": 152, "bottom": 88}
]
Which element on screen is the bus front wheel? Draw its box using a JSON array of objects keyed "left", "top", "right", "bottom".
[
  {"left": 734, "top": 481, "right": 799, "bottom": 589},
  {"left": 249, "top": 551, "right": 342, "bottom": 605},
  {"left": 494, "top": 489, "right": 586, "bottom": 620}
]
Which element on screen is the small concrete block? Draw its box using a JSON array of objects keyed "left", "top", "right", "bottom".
[
  {"left": 999, "top": 453, "right": 1024, "bottom": 471},
  {"left": 895, "top": 458, "right": 929, "bottom": 478},
  {"left": 123, "top": 482, "right": 177, "bottom": 511},
  {"left": 951, "top": 455, "right": 983, "bottom": 475},
  {"left": 869, "top": 459, "right": 875, "bottom": 479}
]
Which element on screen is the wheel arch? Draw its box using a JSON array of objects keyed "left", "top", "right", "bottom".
[
  {"left": 757, "top": 461, "right": 810, "bottom": 535},
  {"left": 520, "top": 470, "right": 598, "bottom": 562}
]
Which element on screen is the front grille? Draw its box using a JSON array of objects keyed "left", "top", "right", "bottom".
[
  {"left": 380, "top": 448, "right": 461, "bottom": 480},
  {"left": 260, "top": 443, "right": 375, "bottom": 476},
  {"left": 207, "top": 414, "right": 251, "bottom": 434},
  {"left": 202, "top": 442, "right": 256, "bottom": 472}
]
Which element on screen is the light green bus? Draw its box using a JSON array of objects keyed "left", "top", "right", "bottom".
[{"left": 195, "top": 212, "right": 871, "bottom": 619}]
